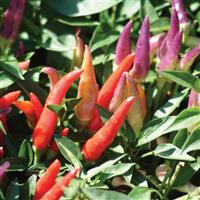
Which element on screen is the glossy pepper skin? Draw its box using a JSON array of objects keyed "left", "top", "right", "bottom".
[
  {"left": 87, "top": 54, "right": 134, "bottom": 132},
  {"left": 34, "top": 159, "right": 61, "bottom": 200},
  {"left": 115, "top": 21, "right": 132, "bottom": 65},
  {"left": 129, "top": 16, "right": 150, "bottom": 82},
  {"left": 0, "top": 91, "right": 21, "bottom": 146},
  {"left": 82, "top": 96, "right": 135, "bottom": 161},
  {"left": 75, "top": 46, "right": 98, "bottom": 127},
  {"left": 32, "top": 69, "right": 82, "bottom": 150},
  {"left": 39, "top": 168, "right": 80, "bottom": 200}
]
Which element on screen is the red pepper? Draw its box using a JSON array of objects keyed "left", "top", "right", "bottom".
[
  {"left": 29, "top": 92, "right": 43, "bottom": 121},
  {"left": 82, "top": 96, "right": 135, "bottom": 161},
  {"left": 87, "top": 54, "right": 135, "bottom": 132},
  {"left": 18, "top": 60, "right": 30, "bottom": 70},
  {"left": 32, "top": 69, "right": 82, "bottom": 150},
  {"left": 34, "top": 159, "right": 61, "bottom": 200},
  {"left": 39, "top": 168, "right": 80, "bottom": 200},
  {"left": 75, "top": 45, "right": 98, "bottom": 127},
  {"left": 0, "top": 146, "right": 4, "bottom": 159},
  {"left": 0, "top": 91, "right": 21, "bottom": 146},
  {"left": 13, "top": 100, "right": 36, "bottom": 128},
  {"left": 50, "top": 128, "right": 69, "bottom": 152},
  {"left": 0, "top": 91, "right": 21, "bottom": 110}
]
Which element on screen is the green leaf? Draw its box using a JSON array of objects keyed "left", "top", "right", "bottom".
[
  {"left": 0, "top": 71, "right": 14, "bottom": 89},
  {"left": 18, "top": 140, "right": 33, "bottom": 167},
  {"left": 97, "top": 105, "right": 112, "bottom": 124},
  {"left": 138, "top": 107, "right": 200, "bottom": 146},
  {"left": 167, "top": 107, "right": 200, "bottom": 133},
  {"left": 173, "top": 129, "right": 189, "bottom": 149},
  {"left": 89, "top": 26, "right": 119, "bottom": 52},
  {"left": 47, "top": 104, "right": 64, "bottom": 115},
  {"left": 173, "top": 158, "right": 200, "bottom": 187},
  {"left": 182, "top": 126, "right": 200, "bottom": 153},
  {"left": 137, "top": 116, "right": 176, "bottom": 146},
  {"left": 154, "top": 89, "right": 189, "bottom": 118},
  {"left": 0, "top": 121, "right": 7, "bottom": 135},
  {"left": 6, "top": 179, "right": 20, "bottom": 200},
  {"left": 118, "top": 0, "right": 140, "bottom": 21},
  {"left": 85, "top": 155, "right": 126, "bottom": 180},
  {"left": 57, "top": 18, "right": 100, "bottom": 27},
  {"left": 129, "top": 187, "right": 154, "bottom": 200},
  {"left": 19, "top": 175, "right": 37, "bottom": 200},
  {"left": 55, "top": 137, "right": 82, "bottom": 168},
  {"left": 62, "top": 97, "right": 82, "bottom": 109},
  {"left": 98, "top": 163, "right": 135, "bottom": 183},
  {"left": 0, "top": 60, "right": 24, "bottom": 80},
  {"left": 159, "top": 70, "right": 200, "bottom": 92},
  {"left": 153, "top": 143, "right": 195, "bottom": 161},
  {"left": 144, "top": 0, "right": 159, "bottom": 23},
  {"left": 150, "top": 17, "right": 170, "bottom": 33},
  {"left": 82, "top": 187, "right": 131, "bottom": 200},
  {"left": 45, "top": 0, "right": 122, "bottom": 17},
  {"left": 5, "top": 157, "right": 26, "bottom": 171}
]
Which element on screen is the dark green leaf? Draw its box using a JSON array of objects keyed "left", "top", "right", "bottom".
[
  {"left": 153, "top": 143, "right": 195, "bottom": 161},
  {"left": 159, "top": 70, "right": 200, "bottom": 92},
  {"left": 0, "top": 60, "right": 24, "bottom": 80},
  {"left": 173, "top": 129, "right": 189, "bottom": 149},
  {"left": 47, "top": 104, "right": 64, "bottom": 115},
  {"left": 62, "top": 97, "right": 82, "bottom": 109},
  {"left": 45, "top": 0, "right": 122, "bottom": 17},
  {"left": 0, "top": 121, "right": 7, "bottom": 135},
  {"left": 19, "top": 175, "right": 36, "bottom": 200},
  {"left": 97, "top": 105, "right": 112, "bottom": 123},
  {"left": 182, "top": 126, "right": 200, "bottom": 153},
  {"left": 173, "top": 158, "right": 200, "bottom": 187},
  {"left": 18, "top": 140, "right": 33, "bottom": 167},
  {"left": 55, "top": 137, "right": 82, "bottom": 168},
  {"left": 82, "top": 187, "right": 131, "bottom": 200},
  {"left": 6, "top": 179, "right": 20, "bottom": 200}
]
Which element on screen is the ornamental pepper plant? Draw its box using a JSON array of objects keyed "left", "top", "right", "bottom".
[{"left": 0, "top": 0, "right": 200, "bottom": 199}]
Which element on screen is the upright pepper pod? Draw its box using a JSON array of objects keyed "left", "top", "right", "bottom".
[
  {"left": 82, "top": 96, "right": 135, "bottom": 161},
  {"left": 0, "top": 91, "right": 21, "bottom": 146},
  {"left": 188, "top": 90, "right": 200, "bottom": 108},
  {"left": 75, "top": 46, "right": 98, "bottom": 127},
  {"left": 87, "top": 54, "right": 134, "bottom": 132},
  {"left": 0, "top": 0, "right": 25, "bottom": 41},
  {"left": 39, "top": 168, "right": 80, "bottom": 200},
  {"left": 125, "top": 73, "right": 147, "bottom": 135},
  {"left": 41, "top": 67, "right": 60, "bottom": 91},
  {"left": 109, "top": 72, "right": 126, "bottom": 112},
  {"left": 115, "top": 21, "right": 132, "bottom": 66},
  {"left": 34, "top": 159, "right": 61, "bottom": 200},
  {"left": 158, "top": 9, "right": 179, "bottom": 60},
  {"left": 72, "top": 30, "right": 85, "bottom": 67},
  {"left": 129, "top": 16, "right": 150, "bottom": 82},
  {"left": 159, "top": 31, "right": 182, "bottom": 70},
  {"left": 171, "top": 0, "right": 190, "bottom": 33},
  {"left": 179, "top": 44, "right": 200, "bottom": 71},
  {"left": 33, "top": 69, "right": 82, "bottom": 150},
  {"left": 0, "top": 161, "right": 10, "bottom": 185},
  {"left": 13, "top": 100, "right": 36, "bottom": 128}
]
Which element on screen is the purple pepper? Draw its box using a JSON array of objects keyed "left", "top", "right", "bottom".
[
  {"left": 0, "top": 161, "right": 10, "bottom": 185},
  {"left": 115, "top": 21, "right": 132, "bottom": 65},
  {"left": 158, "top": 9, "right": 179, "bottom": 60},
  {"left": 129, "top": 16, "right": 150, "bottom": 82},
  {"left": 188, "top": 90, "right": 200, "bottom": 107},
  {"left": 179, "top": 44, "right": 200, "bottom": 71},
  {"left": 0, "top": 0, "right": 25, "bottom": 41},
  {"left": 159, "top": 31, "right": 182, "bottom": 70},
  {"left": 150, "top": 33, "right": 166, "bottom": 63},
  {"left": 171, "top": 0, "right": 189, "bottom": 28}
]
